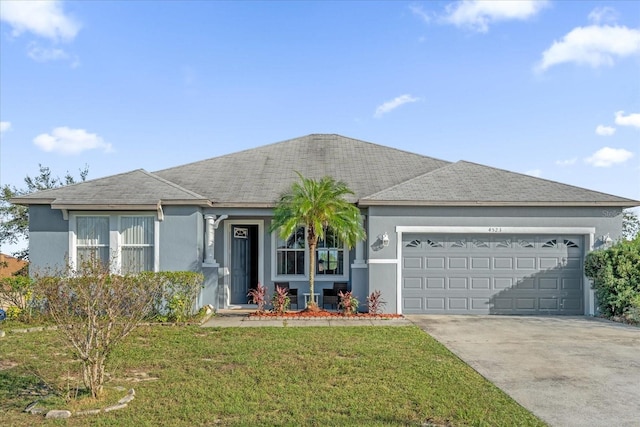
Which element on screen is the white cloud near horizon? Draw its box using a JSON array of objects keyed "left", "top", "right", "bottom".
[
  {"left": 443, "top": 0, "right": 548, "bottom": 33},
  {"left": 584, "top": 147, "right": 634, "bottom": 167},
  {"left": 0, "top": 121, "right": 11, "bottom": 133},
  {"left": 33, "top": 127, "right": 112, "bottom": 155},
  {"left": 615, "top": 111, "right": 640, "bottom": 128},
  {"left": 595, "top": 125, "right": 616, "bottom": 136},
  {"left": 0, "top": 0, "right": 80, "bottom": 42},
  {"left": 374, "top": 94, "right": 420, "bottom": 118},
  {"left": 536, "top": 23, "right": 640, "bottom": 72}
]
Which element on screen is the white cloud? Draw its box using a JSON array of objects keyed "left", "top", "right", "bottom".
[
  {"left": 615, "top": 111, "right": 640, "bottom": 128},
  {"left": 588, "top": 7, "right": 619, "bottom": 25},
  {"left": 27, "top": 42, "right": 68, "bottom": 61},
  {"left": 409, "top": 4, "right": 432, "bottom": 24},
  {"left": 33, "top": 127, "right": 112, "bottom": 155},
  {"left": 536, "top": 24, "right": 640, "bottom": 72},
  {"left": 0, "top": 121, "right": 11, "bottom": 133},
  {"left": 443, "top": 0, "right": 548, "bottom": 33},
  {"left": 595, "top": 125, "right": 616, "bottom": 136},
  {"left": 374, "top": 94, "right": 420, "bottom": 118},
  {"left": 584, "top": 147, "right": 634, "bottom": 167},
  {"left": 525, "top": 169, "right": 542, "bottom": 177},
  {"left": 0, "top": 0, "right": 80, "bottom": 42},
  {"left": 555, "top": 158, "right": 577, "bottom": 166}
]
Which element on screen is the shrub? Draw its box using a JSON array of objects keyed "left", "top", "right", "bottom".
[
  {"left": 366, "top": 290, "right": 386, "bottom": 315},
  {"left": 0, "top": 276, "right": 36, "bottom": 322},
  {"left": 271, "top": 285, "right": 290, "bottom": 314},
  {"left": 338, "top": 290, "right": 359, "bottom": 315},
  {"left": 141, "top": 271, "right": 204, "bottom": 323},
  {"left": 247, "top": 282, "right": 267, "bottom": 312},
  {"left": 36, "top": 261, "right": 163, "bottom": 398},
  {"left": 584, "top": 236, "right": 640, "bottom": 318}
]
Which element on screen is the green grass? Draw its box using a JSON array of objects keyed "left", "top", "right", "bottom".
[{"left": 0, "top": 324, "right": 546, "bottom": 426}]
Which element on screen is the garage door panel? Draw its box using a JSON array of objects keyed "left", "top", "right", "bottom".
[
  {"left": 403, "top": 277, "right": 422, "bottom": 289},
  {"left": 426, "top": 257, "right": 445, "bottom": 269},
  {"left": 517, "top": 257, "right": 536, "bottom": 269},
  {"left": 494, "top": 257, "right": 513, "bottom": 269},
  {"left": 401, "top": 234, "right": 584, "bottom": 315},
  {"left": 427, "top": 278, "right": 445, "bottom": 288},
  {"left": 540, "top": 257, "right": 559, "bottom": 269},
  {"left": 448, "top": 257, "right": 467, "bottom": 268},
  {"left": 539, "top": 278, "right": 559, "bottom": 289},
  {"left": 471, "top": 257, "right": 490, "bottom": 269},
  {"left": 449, "top": 277, "right": 468, "bottom": 289},
  {"left": 471, "top": 277, "right": 491, "bottom": 289},
  {"left": 494, "top": 277, "right": 513, "bottom": 289},
  {"left": 404, "top": 257, "right": 422, "bottom": 269},
  {"left": 449, "top": 298, "right": 468, "bottom": 310}
]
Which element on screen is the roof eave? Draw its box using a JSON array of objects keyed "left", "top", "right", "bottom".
[{"left": 358, "top": 200, "right": 640, "bottom": 207}]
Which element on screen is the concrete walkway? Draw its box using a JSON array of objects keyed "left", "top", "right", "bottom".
[
  {"left": 408, "top": 315, "right": 640, "bottom": 427},
  {"left": 201, "top": 309, "right": 413, "bottom": 327}
]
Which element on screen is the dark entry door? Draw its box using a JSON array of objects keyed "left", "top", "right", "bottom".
[{"left": 230, "top": 225, "right": 258, "bottom": 304}]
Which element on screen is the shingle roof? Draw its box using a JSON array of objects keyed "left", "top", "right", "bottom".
[
  {"left": 12, "top": 169, "right": 211, "bottom": 208},
  {"left": 360, "top": 161, "right": 638, "bottom": 206},
  {"left": 154, "top": 134, "right": 450, "bottom": 206},
  {"left": 12, "top": 134, "right": 639, "bottom": 208}
]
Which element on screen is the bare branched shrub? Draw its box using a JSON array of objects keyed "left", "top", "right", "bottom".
[{"left": 36, "top": 261, "right": 161, "bottom": 399}]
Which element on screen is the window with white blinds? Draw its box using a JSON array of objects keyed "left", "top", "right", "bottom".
[
  {"left": 73, "top": 215, "right": 156, "bottom": 273},
  {"left": 76, "top": 216, "right": 110, "bottom": 265},
  {"left": 120, "top": 216, "right": 154, "bottom": 274}
]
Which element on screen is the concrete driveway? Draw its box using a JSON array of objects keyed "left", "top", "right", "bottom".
[{"left": 408, "top": 315, "right": 640, "bottom": 427}]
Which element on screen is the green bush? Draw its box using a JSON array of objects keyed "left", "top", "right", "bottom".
[
  {"left": 141, "top": 271, "right": 204, "bottom": 322},
  {"left": 584, "top": 236, "right": 640, "bottom": 319},
  {"left": 0, "top": 276, "right": 36, "bottom": 321}
]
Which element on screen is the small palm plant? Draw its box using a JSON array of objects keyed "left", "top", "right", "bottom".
[{"left": 270, "top": 172, "right": 365, "bottom": 310}]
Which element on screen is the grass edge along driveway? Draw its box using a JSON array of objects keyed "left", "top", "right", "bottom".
[{"left": 0, "top": 325, "right": 546, "bottom": 426}]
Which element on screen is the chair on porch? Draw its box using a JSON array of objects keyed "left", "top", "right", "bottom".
[
  {"left": 275, "top": 282, "right": 298, "bottom": 309},
  {"left": 322, "top": 282, "right": 348, "bottom": 309}
]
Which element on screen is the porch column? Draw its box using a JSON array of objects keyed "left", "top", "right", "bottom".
[
  {"left": 204, "top": 215, "right": 217, "bottom": 265},
  {"left": 353, "top": 215, "right": 366, "bottom": 266}
]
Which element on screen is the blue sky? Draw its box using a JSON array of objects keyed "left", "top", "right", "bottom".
[{"left": 1, "top": 0, "right": 639, "bottom": 252}]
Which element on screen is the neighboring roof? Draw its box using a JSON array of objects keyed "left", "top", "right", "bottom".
[
  {"left": 11, "top": 169, "right": 212, "bottom": 209},
  {"left": 360, "top": 161, "right": 639, "bottom": 206},
  {"left": 12, "top": 134, "right": 639, "bottom": 209},
  {"left": 0, "top": 253, "right": 28, "bottom": 278}
]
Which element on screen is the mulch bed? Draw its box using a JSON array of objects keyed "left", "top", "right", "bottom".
[{"left": 247, "top": 308, "right": 403, "bottom": 319}]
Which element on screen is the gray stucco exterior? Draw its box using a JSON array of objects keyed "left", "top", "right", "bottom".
[{"left": 14, "top": 134, "right": 637, "bottom": 315}]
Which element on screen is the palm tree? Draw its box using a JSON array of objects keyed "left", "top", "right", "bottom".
[{"left": 270, "top": 172, "right": 366, "bottom": 309}]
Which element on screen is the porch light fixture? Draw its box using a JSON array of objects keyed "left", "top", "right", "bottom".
[
  {"left": 600, "top": 233, "right": 613, "bottom": 248},
  {"left": 381, "top": 232, "right": 390, "bottom": 247}
]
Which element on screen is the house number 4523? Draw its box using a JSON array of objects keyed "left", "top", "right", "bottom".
[{"left": 488, "top": 227, "right": 502, "bottom": 233}]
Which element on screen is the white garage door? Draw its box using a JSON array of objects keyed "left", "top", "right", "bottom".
[{"left": 401, "top": 234, "right": 584, "bottom": 315}]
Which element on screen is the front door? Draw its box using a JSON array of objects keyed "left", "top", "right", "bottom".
[{"left": 230, "top": 225, "right": 259, "bottom": 304}]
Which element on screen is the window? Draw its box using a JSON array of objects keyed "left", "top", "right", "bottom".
[
  {"left": 316, "top": 228, "right": 344, "bottom": 276},
  {"left": 120, "top": 217, "right": 154, "bottom": 274},
  {"left": 76, "top": 216, "right": 109, "bottom": 265},
  {"left": 72, "top": 214, "right": 157, "bottom": 273},
  {"left": 273, "top": 226, "right": 348, "bottom": 279},
  {"left": 276, "top": 226, "right": 305, "bottom": 275}
]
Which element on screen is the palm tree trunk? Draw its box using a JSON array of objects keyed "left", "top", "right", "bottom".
[{"left": 308, "top": 240, "right": 317, "bottom": 308}]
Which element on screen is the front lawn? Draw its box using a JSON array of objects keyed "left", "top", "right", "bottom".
[{"left": 0, "top": 325, "right": 545, "bottom": 426}]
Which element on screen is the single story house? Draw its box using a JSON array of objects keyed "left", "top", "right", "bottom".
[{"left": 13, "top": 134, "right": 638, "bottom": 315}]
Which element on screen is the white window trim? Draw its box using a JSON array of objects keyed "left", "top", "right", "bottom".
[
  {"left": 270, "top": 227, "right": 350, "bottom": 282},
  {"left": 69, "top": 212, "right": 160, "bottom": 273}
]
